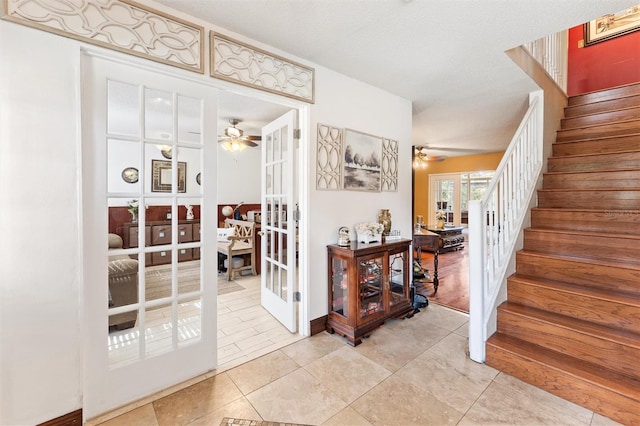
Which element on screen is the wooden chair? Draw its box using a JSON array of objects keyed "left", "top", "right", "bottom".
[{"left": 217, "top": 219, "right": 257, "bottom": 280}]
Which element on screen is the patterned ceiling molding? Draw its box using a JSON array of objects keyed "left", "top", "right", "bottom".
[
  {"left": 2, "top": 0, "right": 204, "bottom": 73},
  {"left": 316, "top": 124, "right": 342, "bottom": 190},
  {"left": 211, "top": 32, "right": 315, "bottom": 104},
  {"left": 381, "top": 138, "right": 398, "bottom": 192}
]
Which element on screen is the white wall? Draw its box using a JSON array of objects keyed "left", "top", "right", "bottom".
[
  {"left": 217, "top": 145, "right": 261, "bottom": 204},
  {"left": 0, "top": 22, "right": 83, "bottom": 424},
  {"left": 0, "top": 16, "right": 411, "bottom": 426},
  {"left": 307, "top": 67, "right": 413, "bottom": 321}
]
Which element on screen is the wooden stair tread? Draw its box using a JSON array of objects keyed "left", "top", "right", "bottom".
[
  {"left": 526, "top": 226, "right": 640, "bottom": 240},
  {"left": 570, "top": 92, "right": 640, "bottom": 107},
  {"left": 499, "top": 302, "right": 640, "bottom": 347},
  {"left": 538, "top": 187, "right": 640, "bottom": 193},
  {"left": 565, "top": 103, "right": 640, "bottom": 118},
  {"left": 564, "top": 96, "right": 640, "bottom": 117},
  {"left": 553, "top": 131, "right": 640, "bottom": 145},
  {"left": 548, "top": 150, "right": 640, "bottom": 160},
  {"left": 517, "top": 249, "right": 640, "bottom": 271},
  {"left": 569, "top": 82, "right": 640, "bottom": 106},
  {"left": 532, "top": 207, "right": 640, "bottom": 214},
  {"left": 487, "top": 333, "right": 640, "bottom": 398},
  {"left": 557, "top": 116, "right": 640, "bottom": 130},
  {"left": 544, "top": 168, "right": 640, "bottom": 175},
  {"left": 509, "top": 274, "right": 640, "bottom": 305},
  {"left": 561, "top": 107, "right": 640, "bottom": 131}
]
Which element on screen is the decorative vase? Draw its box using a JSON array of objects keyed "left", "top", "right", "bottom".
[
  {"left": 186, "top": 205, "right": 194, "bottom": 220},
  {"left": 378, "top": 209, "right": 392, "bottom": 236},
  {"left": 130, "top": 210, "right": 138, "bottom": 223},
  {"left": 436, "top": 219, "right": 445, "bottom": 229}
]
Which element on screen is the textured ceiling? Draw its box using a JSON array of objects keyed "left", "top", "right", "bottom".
[{"left": 157, "top": 0, "right": 639, "bottom": 157}]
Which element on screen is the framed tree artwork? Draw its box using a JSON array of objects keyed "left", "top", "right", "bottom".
[{"left": 342, "top": 129, "right": 382, "bottom": 192}]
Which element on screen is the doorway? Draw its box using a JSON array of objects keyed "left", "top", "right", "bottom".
[{"left": 215, "top": 93, "right": 305, "bottom": 370}]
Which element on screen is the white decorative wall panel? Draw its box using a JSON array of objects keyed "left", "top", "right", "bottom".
[
  {"left": 211, "top": 32, "right": 314, "bottom": 104},
  {"left": 381, "top": 138, "right": 398, "bottom": 192},
  {"left": 2, "top": 0, "right": 204, "bottom": 73},
  {"left": 316, "top": 124, "right": 342, "bottom": 190}
]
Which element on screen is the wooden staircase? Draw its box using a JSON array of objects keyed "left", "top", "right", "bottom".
[{"left": 485, "top": 82, "right": 640, "bottom": 425}]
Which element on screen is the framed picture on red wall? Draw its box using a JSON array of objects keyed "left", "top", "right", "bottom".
[{"left": 585, "top": 5, "right": 640, "bottom": 46}]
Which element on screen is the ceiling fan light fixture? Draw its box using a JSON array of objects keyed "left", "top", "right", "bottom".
[
  {"left": 225, "top": 126, "right": 242, "bottom": 138},
  {"left": 413, "top": 146, "right": 429, "bottom": 168},
  {"left": 413, "top": 157, "right": 428, "bottom": 169},
  {"left": 221, "top": 140, "right": 247, "bottom": 152}
]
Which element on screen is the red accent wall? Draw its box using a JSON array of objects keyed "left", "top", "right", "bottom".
[{"left": 567, "top": 24, "right": 640, "bottom": 96}]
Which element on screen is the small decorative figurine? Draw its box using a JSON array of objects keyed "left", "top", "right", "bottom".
[
  {"left": 186, "top": 204, "right": 194, "bottom": 220},
  {"left": 337, "top": 226, "right": 350, "bottom": 246}
]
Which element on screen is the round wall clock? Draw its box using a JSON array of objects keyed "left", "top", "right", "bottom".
[
  {"left": 121, "top": 167, "right": 139, "bottom": 183},
  {"left": 196, "top": 172, "right": 201, "bottom": 185}
]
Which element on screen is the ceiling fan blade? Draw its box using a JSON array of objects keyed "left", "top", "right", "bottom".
[
  {"left": 244, "top": 135, "right": 261, "bottom": 141},
  {"left": 240, "top": 139, "right": 258, "bottom": 147}
]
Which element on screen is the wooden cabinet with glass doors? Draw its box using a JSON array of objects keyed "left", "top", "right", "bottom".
[{"left": 326, "top": 239, "right": 414, "bottom": 346}]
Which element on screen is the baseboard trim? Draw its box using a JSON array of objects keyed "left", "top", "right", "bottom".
[
  {"left": 38, "top": 409, "right": 82, "bottom": 426},
  {"left": 310, "top": 315, "right": 327, "bottom": 336}
]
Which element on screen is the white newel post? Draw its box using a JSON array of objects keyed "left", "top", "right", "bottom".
[{"left": 468, "top": 199, "right": 485, "bottom": 362}]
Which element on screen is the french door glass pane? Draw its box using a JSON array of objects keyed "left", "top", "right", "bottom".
[
  {"left": 177, "top": 257, "right": 200, "bottom": 296},
  {"left": 145, "top": 301, "right": 173, "bottom": 358},
  {"left": 107, "top": 80, "right": 139, "bottom": 137},
  {"left": 107, "top": 139, "right": 141, "bottom": 194},
  {"left": 177, "top": 95, "right": 202, "bottom": 145},
  {"left": 177, "top": 296, "right": 202, "bottom": 347},
  {"left": 108, "top": 316, "right": 139, "bottom": 369},
  {"left": 144, "top": 88, "right": 173, "bottom": 141}
]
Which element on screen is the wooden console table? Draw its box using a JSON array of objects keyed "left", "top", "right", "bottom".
[
  {"left": 425, "top": 225, "right": 465, "bottom": 253},
  {"left": 413, "top": 230, "right": 441, "bottom": 294}
]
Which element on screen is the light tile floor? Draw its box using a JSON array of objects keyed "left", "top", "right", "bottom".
[
  {"left": 96, "top": 295, "right": 622, "bottom": 426},
  {"left": 216, "top": 274, "right": 304, "bottom": 372}
]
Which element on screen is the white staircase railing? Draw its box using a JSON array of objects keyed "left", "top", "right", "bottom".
[
  {"left": 524, "top": 31, "right": 568, "bottom": 93},
  {"left": 468, "top": 91, "right": 544, "bottom": 363}
]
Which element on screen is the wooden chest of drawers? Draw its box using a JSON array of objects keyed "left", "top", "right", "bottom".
[{"left": 122, "top": 220, "right": 200, "bottom": 266}]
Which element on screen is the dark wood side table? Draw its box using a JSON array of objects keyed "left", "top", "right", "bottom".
[
  {"left": 425, "top": 225, "right": 465, "bottom": 252},
  {"left": 413, "top": 230, "right": 441, "bottom": 294}
]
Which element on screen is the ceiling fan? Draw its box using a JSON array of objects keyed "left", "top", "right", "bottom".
[
  {"left": 413, "top": 146, "right": 446, "bottom": 168},
  {"left": 218, "top": 118, "right": 260, "bottom": 152}
]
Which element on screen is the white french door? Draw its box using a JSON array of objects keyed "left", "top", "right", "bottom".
[
  {"left": 430, "top": 173, "right": 461, "bottom": 225},
  {"left": 82, "top": 54, "right": 218, "bottom": 419},
  {"left": 260, "top": 110, "right": 297, "bottom": 332}
]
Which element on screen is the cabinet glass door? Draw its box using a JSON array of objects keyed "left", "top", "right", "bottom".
[
  {"left": 358, "top": 256, "right": 384, "bottom": 322},
  {"left": 388, "top": 250, "right": 408, "bottom": 308},
  {"left": 331, "top": 257, "right": 348, "bottom": 317}
]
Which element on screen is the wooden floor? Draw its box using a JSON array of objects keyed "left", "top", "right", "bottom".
[{"left": 415, "top": 241, "right": 469, "bottom": 313}]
